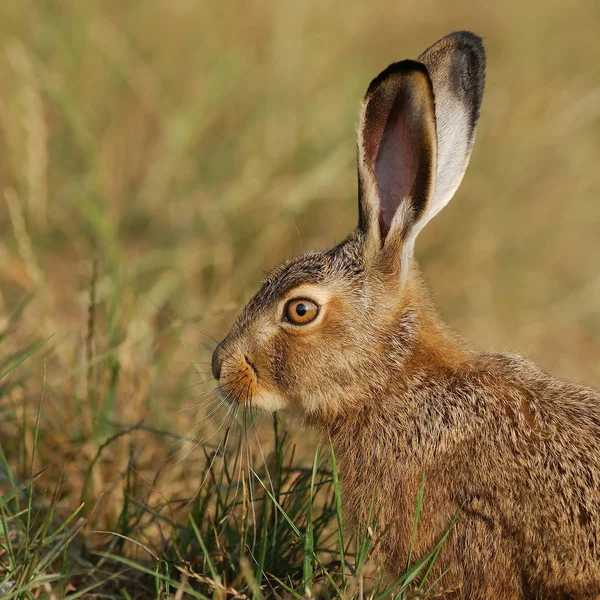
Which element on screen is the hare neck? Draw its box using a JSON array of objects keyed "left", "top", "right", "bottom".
[
  {"left": 401, "top": 274, "right": 473, "bottom": 375},
  {"left": 323, "top": 269, "right": 474, "bottom": 433}
]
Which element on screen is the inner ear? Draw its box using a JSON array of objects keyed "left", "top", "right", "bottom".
[
  {"left": 373, "top": 86, "right": 432, "bottom": 238},
  {"left": 359, "top": 61, "right": 437, "bottom": 245}
]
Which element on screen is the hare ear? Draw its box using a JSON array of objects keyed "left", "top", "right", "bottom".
[
  {"left": 357, "top": 60, "right": 437, "bottom": 252},
  {"left": 357, "top": 31, "right": 486, "bottom": 262},
  {"left": 416, "top": 31, "right": 486, "bottom": 227}
]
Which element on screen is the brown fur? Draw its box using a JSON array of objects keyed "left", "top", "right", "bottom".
[{"left": 212, "top": 32, "right": 600, "bottom": 598}]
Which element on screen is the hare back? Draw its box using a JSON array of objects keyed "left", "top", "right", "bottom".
[{"left": 328, "top": 352, "right": 600, "bottom": 598}]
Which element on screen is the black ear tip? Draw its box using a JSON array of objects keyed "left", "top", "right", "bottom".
[
  {"left": 449, "top": 31, "right": 486, "bottom": 115},
  {"left": 417, "top": 30, "right": 486, "bottom": 121},
  {"left": 429, "top": 30, "right": 486, "bottom": 82},
  {"left": 447, "top": 30, "right": 486, "bottom": 76},
  {"left": 365, "top": 59, "right": 431, "bottom": 99},
  {"left": 448, "top": 30, "right": 485, "bottom": 52}
]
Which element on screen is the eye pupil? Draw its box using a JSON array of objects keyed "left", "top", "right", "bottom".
[{"left": 295, "top": 303, "right": 307, "bottom": 316}]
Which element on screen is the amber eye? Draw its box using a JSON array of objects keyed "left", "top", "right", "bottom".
[{"left": 285, "top": 298, "right": 319, "bottom": 325}]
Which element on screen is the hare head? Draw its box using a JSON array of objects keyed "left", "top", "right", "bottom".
[{"left": 212, "top": 31, "right": 486, "bottom": 423}]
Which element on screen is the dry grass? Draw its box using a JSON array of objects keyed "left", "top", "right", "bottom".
[{"left": 0, "top": 0, "right": 599, "bottom": 597}]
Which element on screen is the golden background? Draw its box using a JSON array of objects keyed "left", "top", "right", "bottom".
[{"left": 1, "top": 0, "right": 599, "bottom": 536}]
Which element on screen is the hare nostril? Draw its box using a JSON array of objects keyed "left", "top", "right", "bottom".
[{"left": 211, "top": 343, "right": 223, "bottom": 380}]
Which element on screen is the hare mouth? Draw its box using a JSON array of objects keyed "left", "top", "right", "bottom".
[
  {"left": 216, "top": 355, "right": 289, "bottom": 412},
  {"left": 217, "top": 355, "right": 258, "bottom": 407},
  {"left": 244, "top": 355, "right": 259, "bottom": 380}
]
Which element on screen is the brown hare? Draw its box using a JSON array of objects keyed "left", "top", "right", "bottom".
[{"left": 211, "top": 31, "right": 600, "bottom": 599}]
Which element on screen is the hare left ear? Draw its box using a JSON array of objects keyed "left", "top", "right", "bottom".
[{"left": 357, "top": 31, "right": 486, "bottom": 263}]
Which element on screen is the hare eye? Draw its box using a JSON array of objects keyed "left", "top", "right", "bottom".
[{"left": 285, "top": 298, "right": 319, "bottom": 325}]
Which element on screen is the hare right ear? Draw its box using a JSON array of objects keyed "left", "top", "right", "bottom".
[{"left": 357, "top": 31, "right": 486, "bottom": 269}]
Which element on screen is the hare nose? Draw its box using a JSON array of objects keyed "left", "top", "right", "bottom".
[{"left": 211, "top": 343, "right": 223, "bottom": 380}]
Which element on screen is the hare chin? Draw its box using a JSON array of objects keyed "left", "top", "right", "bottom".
[{"left": 252, "top": 389, "right": 288, "bottom": 413}]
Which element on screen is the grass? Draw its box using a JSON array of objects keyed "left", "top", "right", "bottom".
[
  {"left": 1, "top": 380, "right": 449, "bottom": 598},
  {"left": 1, "top": 0, "right": 600, "bottom": 597}
]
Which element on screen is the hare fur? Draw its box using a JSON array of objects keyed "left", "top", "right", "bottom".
[{"left": 212, "top": 31, "right": 600, "bottom": 599}]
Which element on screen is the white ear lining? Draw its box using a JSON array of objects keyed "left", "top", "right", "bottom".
[
  {"left": 403, "top": 98, "right": 471, "bottom": 249},
  {"left": 424, "top": 92, "right": 472, "bottom": 224},
  {"left": 413, "top": 31, "right": 486, "bottom": 237}
]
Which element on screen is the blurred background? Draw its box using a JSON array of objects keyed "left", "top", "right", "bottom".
[{"left": 1, "top": 0, "right": 600, "bottom": 532}]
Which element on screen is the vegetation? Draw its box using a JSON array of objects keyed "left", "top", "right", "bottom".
[{"left": 1, "top": 0, "right": 599, "bottom": 597}]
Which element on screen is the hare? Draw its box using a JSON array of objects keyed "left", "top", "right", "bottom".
[{"left": 211, "top": 31, "right": 600, "bottom": 599}]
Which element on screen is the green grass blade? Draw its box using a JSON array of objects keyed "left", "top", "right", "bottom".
[
  {"left": 0, "top": 335, "right": 53, "bottom": 381},
  {"left": 250, "top": 467, "right": 343, "bottom": 597},
  {"left": 0, "top": 574, "right": 64, "bottom": 600},
  {"left": 406, "top": 471, "right": 426, "bottom": 570},
  {"left": 256, "top": 484, "right": 270, "bottom": 585},
  {"left": 93, "top": 552, "right": 210, "bottom": 600},
  {"left": 329, "top": 436, "right": 346, "bottom": 586},
  {"left": 188, "top": 515, "right": 222, "bottom": 594},
  {"left": 0, "top": 473, "right": 43, "bottom": 509},
  {"left": 91, "top": 530, "right": 158, "bottom": 560},
  {"left": 0, "top": 503, "right": 17, "bottom": 573},
  {"left": 239, "top": 557, "right": 264, "bottom": 600},
  {"left": 418, "top": 508, "right": 461, "bottom": 589},
  {"left": 302, "top": 446, "right": 319, "bottom": 595},
  {"left": 62, "top": 570, "right": 126, "bottom": 599}
]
